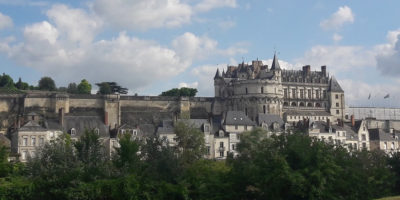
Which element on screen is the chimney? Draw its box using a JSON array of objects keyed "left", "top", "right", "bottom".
[
  {"left": 351, "top": 115, "right": 355, "bottom": 127},
  {"left": 321, "top": 66, "right": 326, "bottom": 76},
  {"left": 58, "top": 108, "right": 64, "bottom": 127},
  {"left": 17, "top": 117, "right": 21, "bottom": 129},
  {"left": 303, "top": 65, "right": 311, "bottom": 75},
  {"left": 104, "top": 111, "right": 108, "bottom": 126}
]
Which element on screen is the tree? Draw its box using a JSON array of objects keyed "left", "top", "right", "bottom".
[
  {"left": 174, "top": 120, "right": 205, "bottom": 167},
  {"left": 38, "top": 77, "right": 56, "bottom": 91},
  {"left": 160, "top": 87, "right": 197, "bottom": 97},
  {"left": 96, "top": 82, "right": 128, "bottom": 95},
  {"left": 14, "top": 78, "right": 29, "bottom": 90},
  {"left": 67, "top": 82, "right": 78, "bottom": 94},
  {"left": 0, "top": 73, "right": 14, "bottom": 88},
  {"left": 77, "top": 79, "right": 92, "bottom": 94},
  {"left": 74, "top": 129, "right": 109, "bottom": 182}
]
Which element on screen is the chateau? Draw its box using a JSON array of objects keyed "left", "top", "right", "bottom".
[{"left": 1, "top": 54, "right": 399, "bottom": 161}]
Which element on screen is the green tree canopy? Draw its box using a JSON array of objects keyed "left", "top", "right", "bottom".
[
  {"left": 0, "top": 73, "right": 14, "bottom": 88},
  {"left": 160, "top": 87, "right": 197, "bottom": 97},
  {"left": 67, "top": 82, "right": 78, "bottom": 93},
  {"left": 38, "top": 76, "right": 56, "bottom": 91},
  {"left": 14, "top": 78, "right": 29, "bottom": 90},
  {"left": 96, "top": 82, "right": 128, "bottom": 95},
  {"left": 174, "top": 120, "right": 205, "bottom": 167},
  {"left": 77, "top": 79, "right": 92, "bottom": 94}
]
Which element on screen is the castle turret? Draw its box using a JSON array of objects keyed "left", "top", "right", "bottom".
[
  {"left": 271, "top": 53, "right": 281, "bottom": 71},
  {"left": 328, "top": 76, "right": 345, "bottom": 123},
  {"left": 214, "top": 68, "right": 223, "bottom": 97},
  {"left": 214, "top": 68, "right": 222, "bottom": 80}
]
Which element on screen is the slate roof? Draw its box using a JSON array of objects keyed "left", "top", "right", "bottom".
[
  {"left": 285, "top": 110, "right": 331, "bottom": 116},
  {"left": 257, "top": 113, "right": 284, "bottom": 126},
  {"left": 19, "top": 121, "right": 47, "bottom": 132},
  {"left": 224, "top": 111, "right": 256, "bottom": 126},
  {"left": 137, "top": 124, "right": 156, "bottom": 137},
  {"left": 64, "top": 116, "right": 109, "bottom": 138},
  {"left": 271, "top": 53, "right": 281, "bottom": 70},
  {"left": 369, "top": 128, "right": 400, "bottom": 141},
  {"left": 329, "top": 76, "right": 344, "bottom": 93},
  {"left": 214, "top": 68, "right": 221, "bottom": 79},
  {"left": 342, "top": 124, "right": 359, "bottom": 140},
  {"left": 157, "top": 119, "right": 174, "bottom": 134},
  {"left": 178, "top": 119, "right": 209, "bottom": 130}
]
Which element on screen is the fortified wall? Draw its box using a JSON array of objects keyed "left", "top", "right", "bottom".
[{"left": 0, "top": 92, "right": 217, "bottom": 133}]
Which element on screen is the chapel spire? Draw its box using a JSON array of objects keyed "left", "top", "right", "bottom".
[{"left": 271, "top": 53, "right": 281, "bottom": 70}]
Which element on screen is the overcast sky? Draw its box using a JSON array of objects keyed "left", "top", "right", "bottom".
[{"left": 0, "top": 0, "right": 400, "bottom": 107}]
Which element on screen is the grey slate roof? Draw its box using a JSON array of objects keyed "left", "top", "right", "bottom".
[
  {"left": 369, "top": 128, "right": 400, "bottom": 141},
  {"left": 19, "top": 121, "right": 47, "bottom": 132},
  {"left": 271, "top": 53, "right": 281, "bottom": 70},
  {"left": 64, "top": 116, "right": 109, "bottom": 138},
  {"left": 224, "top": 111, "right": 256, "bottom": 126},
  {"left": 138, "top": 124, "right": 156, "bottom": 137},
  {"left": 329, "top": 76, "right": 344, "bottom": 93},
  {"left": 257, "top": 113, "right": 284, "bottom": 126},
  {"left": 178, "top": 119, "right": 209, "bottom": 129},
  {"left": 157, "top": 119, "right": 174, "bottom": 134},
  {"left": 214, "top": 68, "right": 221, "bottom": 79},
  {"left": 285, "top": 110, "right": 331, "bottom": 116}
]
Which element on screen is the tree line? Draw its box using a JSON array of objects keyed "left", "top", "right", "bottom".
[
  {"left": 1, "top": 72, "right": 198, "bottom": 96},
  {"left": 1, "top": 125, "right": 400, "bottom": 199}
]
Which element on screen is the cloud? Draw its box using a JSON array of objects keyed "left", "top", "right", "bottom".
[
  {"left": 332, "top": 33, "right": 343, "bottom": 42},
  {"left": 47, "top": 4, "right": 103, "bottom": 45},
  {"left": 92, "top": 0, "right": 192, "bottom": 31},
  {"left": 191, "top": 64, "right": 221, "bottom": 96},
  {"left": 376, "top": 30, "right": 400, "bottom": 76},
  {"left": 0, "top": 0, "right": 48, "bottom": 6},
  {"left": 340, "top": 79, "right": 400, "bottom": 107},
  {"left": 172, "top": 32, "right": 247, "bottom": 61},
  {"left": 178, "top": 82, "right": 198, "bottom": 88},
  {"left": 320, "top": 6, "right": 354, "bottom": 30},
  {"left": 194, "top": 0, "right": 237, "bottom": 12},
  {"left": 297, "top": 45, "right": 376, "bottom": 73},
  {"left": 218, "top": 19, "right": 236, "bottom": 30},
  {"left": 0, "top": 12, "right": 13, "bottom": 30}
]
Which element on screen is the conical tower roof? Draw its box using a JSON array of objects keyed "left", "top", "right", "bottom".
[
  {"left": 271, "top": 53, "right": 281, "bottom": 70},
  {"left": 214, "top": 68, "right": 221, "bottom": 79}
]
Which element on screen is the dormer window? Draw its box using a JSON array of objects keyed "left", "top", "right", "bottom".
[
  {"left": 94, "top": 128, "right": 100, "bottom": 135},
  {"left": 121, "top": 129, "right": 126, "bottom": 134},
  {"left": 133, "top": 130, "right": 137, "bottom": 136},
  {"left": 71, "top": 128, "right": 76, "bottom": 136}
]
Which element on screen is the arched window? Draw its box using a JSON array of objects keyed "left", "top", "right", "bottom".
[
  {"left": 263, "top": 105, "right": 266, "bottom": 114},
  {"left": 283, "top": 102, "right": 289, "bottom": 106},
  {"left": 291, "top": 102, "right": 297, "bottom": 107},
  {"left": 261, "top": 87, "right": 264, "bottom": 94},
  {"left": 307, "top": 103, "right": 313, "bottom": 107},
  {"left": 299, "top": 102, "right": 305, "bottom": 107},
  {"left": 315, "top": 103, "right": 321, "bottom": 107},
  {"left": 245, "top": 88, "right": 248, "bottom": 94}
]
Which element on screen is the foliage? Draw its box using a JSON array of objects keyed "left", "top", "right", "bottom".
[
  {"left": 38, "top": 76, "right": 56, "bottom": 91},
  {"left": 160, "top": 87, "right": 198, "bottom": 97},
  {"left": 96, "top": 82, "right": 128, "bottom": 95},
  {"left": 0, "top": 73, "right": 14, "bottom": 88},
  {"left": 67, "top": 82, "right": 78, "bottom": 93},
  {"left": 14, "top": 78, "right": 29, "bottom": 90},
  {"left": 77, "top": 79, "right": 92, "bottom": 94},
  {"left": 1, "top": 128, "right": 400, "bottom": 199},
  {"left": 174, "top": 120, "right": 206, "bottom": 167}
]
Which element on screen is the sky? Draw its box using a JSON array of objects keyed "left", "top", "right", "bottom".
[{"left": 0, "top": 0, "right": 400, "bottom": 107}]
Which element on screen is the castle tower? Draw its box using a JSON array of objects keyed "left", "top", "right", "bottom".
[
  {"left": 214, "top": 68, "right": 223, "bottom": 98},
  {"left": 328, "top": 76, "right": 345, "bottom": 123}
]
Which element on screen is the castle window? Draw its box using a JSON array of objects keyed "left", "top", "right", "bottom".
[
  {"left": 245, "top": 88, "right": 248, "bottom": 94},
  {"left": 204, "top": 125, "right": 209, "bottom": 132},
  {"left": 299, "top": 102, "right": 305, "bottom": 107},
  {"left": 283, "top": 102, "right": 289, "bottom": 106},
  {"left": 261, "top": 87, "right": 264, "bottom": 94},
  {"left": 206, "top": 146, "right": 210, "bottom": 155},
  {"left": 300, "top": 89, "right": 304, "bottom": 99},
  {"left": 23, "top": 138, "right": 27, "bottom": 146},
  {"left": 335, "top": 94, "right": 339, "bottom": 99},
  {"left": 336, "top": 103, "right": 339, "bottom": 107},
  {"left": 323, "top": 90, "right": 327, "bottom": 99},
  {"left": 316, "top": 90, "right": 320, "bottom": 99},
  {"left": 31, "top": 137, "right": 36, "bottom": 146},
  {"left": 263, "top": 105, "right": 266, "bottom": 114},
  {"left": 71, "top": 128, "right": 76, "bottom": 136},
  {"left": 39, "top": 138, "right": 44, "bottom": 146},
  {"left": 235, "top": 125, "right": 238, "bottom": 130},
  {"left": 292, "top": 89, "right": 296, "bottom": 98},
  {"left": 245, "top": 108, "right": 248, "bottom": 116},
  {"left": 316, "top": 103, "right": 321, "bottom": 107},
  {"left": 307, "top": 103, "right": 313, "bottom": 107},
  {"left": 308, "top": 89, "right": 312, "bottom": 99},
  {"left": 336, "top": 110, "right": 339, "bottom": 114},
  {"left": 284, "top": 89, "right": 288, "bottom": 98},
  {"left": 94, "top": 128, "right": 100, "bottom": 135},
  {"left": 291, "top": 102, "right": 297, "bottom": 107}
]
